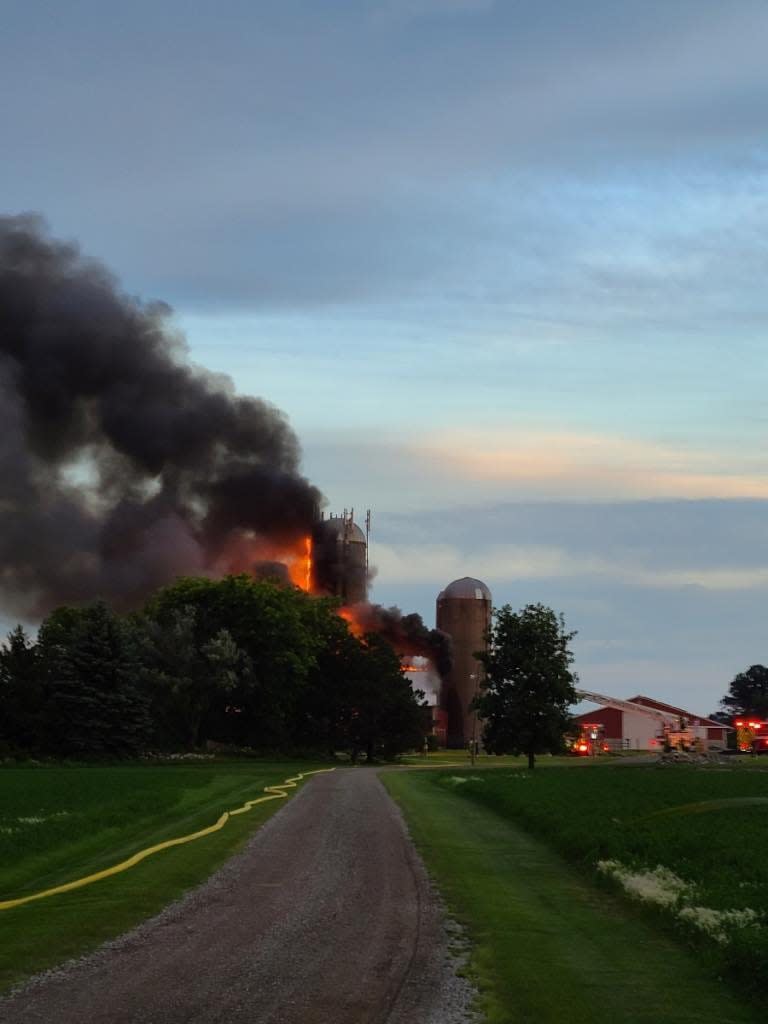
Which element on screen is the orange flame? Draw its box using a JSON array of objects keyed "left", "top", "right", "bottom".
[
  {"left": 286, "top": 535, "right": 313, "bottom": 592},
  {"left": 217, "top": 531, "right": 314, "bottom": 593},
  {"left": 305, "top": 535, "right": 312, "bottom": 592},
  {"left": 339, "top": 606, "right": 364, "bottom": 637}
]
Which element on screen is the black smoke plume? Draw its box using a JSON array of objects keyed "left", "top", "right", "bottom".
[
  {"left": 351, "top": 603, "right": 452, "bottom": 678},
  {"left": 0, "top": 214, "right": 322, "bottom": 617}
]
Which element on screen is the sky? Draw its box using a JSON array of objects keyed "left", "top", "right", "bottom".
[{"left": 2, "top": 0, "right": 767, "bottom": 715}]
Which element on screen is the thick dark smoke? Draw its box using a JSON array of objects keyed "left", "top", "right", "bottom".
[
  {"left": 0, "top": 214, "right": 322, "bottom": 617},
  {"left": 351, "top": 603, "right": 452, "bottom": 678},
  {"left": 251, "top": 561, "right": 292, "bottom": 586}
]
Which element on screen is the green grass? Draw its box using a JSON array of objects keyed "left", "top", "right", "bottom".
[
  {"left": 432, "top": 764, "right": 768, "bottom": 927},
  {"left": 384, "top": 767, "right": 762, "bottom": 1023},
  {"left": 0, "top": 760, "right": 324, "bottom": 992},
  {"left": 398, "top": 750, "right": 621, "bottom": 767}
]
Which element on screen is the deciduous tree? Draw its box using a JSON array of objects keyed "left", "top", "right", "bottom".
[{"left": 475, "top": 603, "right": 578, "bottom": 769}]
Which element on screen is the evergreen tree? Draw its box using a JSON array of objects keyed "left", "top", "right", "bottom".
[
  {"left": 0, "top": 625, "right": 43, "bottom": 753},
  {"left": 39, "top": 603, "right": 150, "bottom": 757},
  {"left": 719, "top": 665, "right": 768, "bottom": 721}
]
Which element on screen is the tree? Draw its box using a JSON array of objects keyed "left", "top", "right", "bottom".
[
  {"left": 474, "top": 603, "right": 578, "bottom": 769},
  {"left": 346, "top": 632, "right": 427, "bottom": 763},
  {"left": 718, "top": 665, "right": 768, "bottom": 721},
  {"left": 143, "top": 575, "right": 323, "bottom": 749},
  {"left": 292, "top": 610, "right": 358, "bottom": 757},
  {"left": 296, "top": 623, "right": 427, "bottom": 761},
  {"left": 0, "top": 574, "right": 432, "bottom": 760},
  {"left": 137, "top": 606, "right": 246, "bottom": 749},
  {"left": 38, "top": 602, "right": 151, "bottom": 757},
  {"left": 0, "top": 626, "right": 43, "bottom": 754}
]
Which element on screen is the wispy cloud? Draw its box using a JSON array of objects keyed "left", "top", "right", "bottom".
[
  {"left": 412, "top": 431, "right": 768, "bottom": 500},
  {"left": 372, "top": 540, "right": 768, "bottom": 591}
]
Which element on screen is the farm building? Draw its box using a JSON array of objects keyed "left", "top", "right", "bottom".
[{"left": 573, "top": 693, "right": 730, "bottom": 752}]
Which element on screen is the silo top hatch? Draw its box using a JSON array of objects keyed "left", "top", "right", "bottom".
[{"left": 439, "top": 577, "right": 492, "bottom": 601}]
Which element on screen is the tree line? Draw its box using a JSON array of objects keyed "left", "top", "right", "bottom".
[{"left": 0, "top": 575, "right": 427, "bottom": 761}]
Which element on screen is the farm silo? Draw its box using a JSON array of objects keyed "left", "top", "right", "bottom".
[
  {"left": 436, "top": 577, "right": 492, "bottom": 748},
  {"left": 312, "top": 511, "right": 368, "bottom": 605}
]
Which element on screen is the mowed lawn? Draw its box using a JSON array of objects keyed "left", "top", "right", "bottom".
[
  {"left": 0, "top": 760, "right": 324, "bottom": 992},
  {"left": 384, "top": 763, "right": 767, "bottom": 1024}
]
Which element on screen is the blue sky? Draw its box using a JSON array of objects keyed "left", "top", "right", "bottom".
[{"left": 2, "top": 0, "right": 767, "bottom": 714}]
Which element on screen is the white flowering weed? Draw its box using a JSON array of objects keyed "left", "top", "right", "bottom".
[
  {"left": 678, "top": 906, "right": 760, "bottom": 944},
  {"left": 597, "top": 859, "right": 762, "bottom": 944},
  {"left": 597, "top": 861, "right": 692, "bottom": 907}
]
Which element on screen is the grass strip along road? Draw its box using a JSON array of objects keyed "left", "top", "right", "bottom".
[
  {"left": 434, "top": 762, "right": 768, "bottom": 996},
  {"left": 0, "top": 761, "right": 325, "bottom": 992},
  {"left": 384, "top": 767, "right": 761, "bottom": 1024},
  {"left": 0, "top": 767, "right": 333, "bottom": 911}
]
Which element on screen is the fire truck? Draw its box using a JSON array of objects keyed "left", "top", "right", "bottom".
[
  {"left": 570, "top": 721, "right": 611, "bottom": 756},
  {"left": 734, "top": 718, "right": 768, "bottom": 754}
]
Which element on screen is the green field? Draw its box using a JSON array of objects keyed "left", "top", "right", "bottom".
[
  {"left": 384, "top": 762, "right": 768, "bottom": 1021},
  {"left": 399, "top": 750, "right": 642, "bottom": 768},
  {"left": 0, "top": 760, "right": 324, "bottom": 992}
]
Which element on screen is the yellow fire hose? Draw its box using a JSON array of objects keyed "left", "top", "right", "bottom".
[{"left": 0, "top": 768, "right": 335, "bottom": 912}]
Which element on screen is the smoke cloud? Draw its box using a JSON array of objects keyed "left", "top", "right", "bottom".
[
  {"left": 0, "top": 214, "right": 322, "bottom": 617},
  {"left": 350, "top": 603, "right": 452, "bottom": 677}
]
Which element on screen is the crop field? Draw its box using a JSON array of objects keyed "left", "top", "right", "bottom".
[
  {"left": 0, "top": 760, "right": 323, "bottom": 992},
  {"left": 387, "top": 761, "right": 768, "bottom": 1016},
  {"left": 398, "top": 750, "right": 626, "bottom": 768}
]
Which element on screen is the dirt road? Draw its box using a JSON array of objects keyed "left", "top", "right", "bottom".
[{"left": 0, "top": 768, "right": 473, "bottom": 1024}]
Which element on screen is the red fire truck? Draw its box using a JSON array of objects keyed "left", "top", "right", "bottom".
[
  {"left": 734, "top": 718, "right": 768, "bottom": 754},
  {"left": 570, "top": 722, "right": 611, "bottom": 756}
]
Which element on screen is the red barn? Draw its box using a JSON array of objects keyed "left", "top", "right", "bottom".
[{"left": 573, "top": 692, "right": 729, "bottom": 751}]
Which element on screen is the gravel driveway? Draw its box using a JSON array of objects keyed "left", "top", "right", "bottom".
[{"left": 0, "top": 767, "right": 475, "bottom": 1023}]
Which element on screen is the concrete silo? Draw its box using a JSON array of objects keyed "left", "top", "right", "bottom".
[
  {"left": 312, "top": 511, "right": 368, "bottom": 605},
  {"left": 436, "top": 577, "right": 492, "bottom": 748}
]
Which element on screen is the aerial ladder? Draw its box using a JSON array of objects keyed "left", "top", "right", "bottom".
[
  {"left": 575, "top": 690, "right": 678, "bottom": 725},
  {"left": 573, "top": 690, "right": 682, "bottom": 754}
]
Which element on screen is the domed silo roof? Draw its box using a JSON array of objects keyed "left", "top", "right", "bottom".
[
  {"left": 317, "top": 517, "right": 366, "bottom": 543},
  {"left": 440, "top": 577, "right": 492, "bottom": 601}
]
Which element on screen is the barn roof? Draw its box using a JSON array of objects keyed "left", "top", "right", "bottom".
[{"left": 627, "top": 695, "right": 729, "bottom": 729}]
